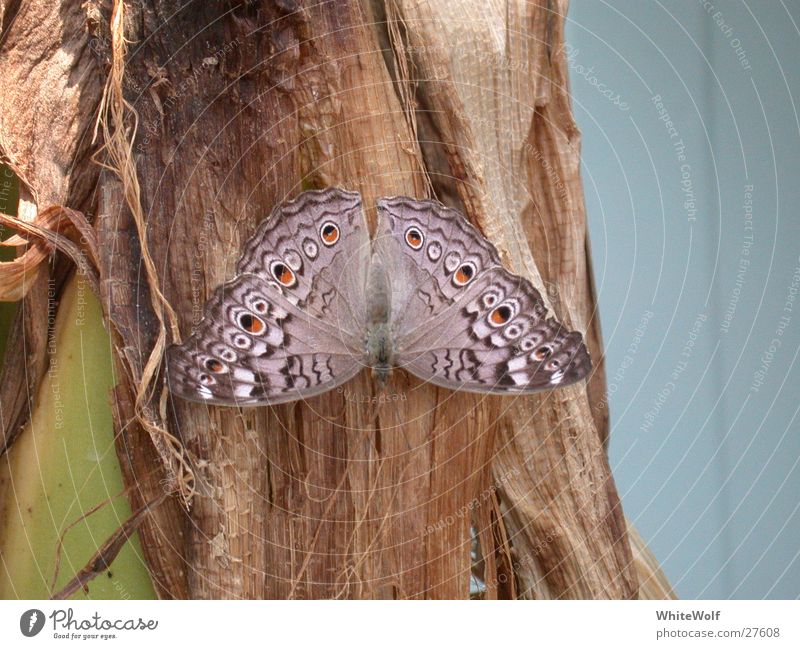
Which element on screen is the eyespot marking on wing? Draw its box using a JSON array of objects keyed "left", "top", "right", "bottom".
[
  {"left": 481, "top": 290, "right": 502, "bottom": 309},
  {"left": 302, "top": 237, "right": 319, "bottom": 259},
  {"left": 237, "top": 312, "right": 266, "bottom": 335},
  {"left": 489, "top": 303, "right": 515, "bottom": 326},
  {"left": 232, "top": 333, "right": 251, "bottom": 349},
  {"left": 320, "top": 221, "right": 340, "bottom": 246},
  {"left": 503, "top": 322, "right": 524, "bottom": 339},
  {"left": 215, "top": 346, "right": 237, "bottom": 362},
  {"left": 453, "top": 262, "right": 476, "bottom": 287},
  {"left": 546, "top": 358, "right": 561, "bottom": 371},
  {"left": 270, "top": 261, "right": 296, "bottom": 287},
  {"left": 405, "top": 226, "right": 424, "bottom": 250},
  {"left": 444, "top": 251, "right": 461, "bottom": 274},
  {"left": 205, "top": 358, "right": 226, "bottom": 373}
]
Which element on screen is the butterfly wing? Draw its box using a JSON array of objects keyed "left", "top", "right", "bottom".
[
  {"left": 376, "top": 196, "right": 591, "bottom": 394},
  {"left": 167, "top": 188, "right": 369, "bottom": 406},
  {"left": 236, "top": 187, "right": 370, "bottom": 339},
  {"left": 372, "top": 195, "right": 503, "bottom": 336}
]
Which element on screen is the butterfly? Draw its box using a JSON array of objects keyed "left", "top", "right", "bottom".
[{"left": 166, "top": 188, "right": 591, "bottom": 406}]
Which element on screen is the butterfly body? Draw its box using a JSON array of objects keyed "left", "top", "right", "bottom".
[
  {"left": 167, "top": 188, "right": 591, "bottom": 406},
  {"left": 366, "top": 322, "right": 393, "bottom": 385}
]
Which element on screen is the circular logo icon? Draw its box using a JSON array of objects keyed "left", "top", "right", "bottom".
[{"left": 20, "top": 609, "right": 45, "bottom": 637}]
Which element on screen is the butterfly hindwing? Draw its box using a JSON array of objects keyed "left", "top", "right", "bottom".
[
  {"left": 167, "top": 273, "right": 364, "bottom": 405},
  {"left": 397, "top": 268, "right": 591, "bottom": 393}
]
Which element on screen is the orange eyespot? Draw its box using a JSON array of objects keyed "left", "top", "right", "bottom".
[
  {"left": 205, "top": 358, "right": 225, "bottom": 373},
  {"left": 454, "top": 263, "right": 475, "bottom": 286},
  {"left": 253, "top": 300, "right": 268, "bottom": 314},
  {"left": 490, "top": 305, "right": 513, "bottom": 326},
  {"left": 405, "top": 226, "right": 424, "bottom": 249},
  {"left": 238, "top": 312, "right": 265, "bottom": 334},
  {"left": 534, "top": 346, "right": 552, "bottom": 361},
  {"left": 271, "top": 262, "right": 296, "bottom": 287},
  {"left": 320, "top": 221, "right": 340, "bottom": 245}
]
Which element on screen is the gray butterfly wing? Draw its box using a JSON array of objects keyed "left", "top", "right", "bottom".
[
  {"left": 237, "top": 187, "right": 370, "bottom": 339},
  {"left": 167, "top": 188, "right": 369, "bottom": 406},
  {"left": 372, "top": 195, "right": 503, "bottom": 337},
  {"left": 376, "top": 196, "right": 591, "bottom": 394}
]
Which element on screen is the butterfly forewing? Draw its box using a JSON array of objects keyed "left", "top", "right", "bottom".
[
  {"left": 373, "top": 196, "right": 503, "bottom": 339},
  {"left": 166, "top": 188, "right": 369, "bottom": 406},
  {"left": 376, "top": 196, "right": 592, "bottom": 394},
  {"left": 236, "top": 188, "right": 370, "bottom": 340}
]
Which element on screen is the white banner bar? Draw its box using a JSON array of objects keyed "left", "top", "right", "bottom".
[{"left": 2, "top": 600, "right": 798, "bottom": 648}]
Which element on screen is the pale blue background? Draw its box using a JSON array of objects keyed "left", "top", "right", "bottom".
[{"left": 567, "top": 1, "right": 800, "bottom": 598}]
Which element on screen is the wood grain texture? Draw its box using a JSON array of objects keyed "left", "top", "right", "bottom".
[
  {"left": 390, "top": 0, "right": 636, "bottom": 597},
  {"left": 96, "top": 176, "right": 190, "bottom": 599}
]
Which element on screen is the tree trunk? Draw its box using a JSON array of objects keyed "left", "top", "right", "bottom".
[{"left": 0, "top": 0, "right": 675, "bottom": 599}]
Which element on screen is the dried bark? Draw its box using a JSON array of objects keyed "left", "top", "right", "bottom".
[
  {"left": 0, "top": 0, "right": 674, "bottom": 599},
  {"left": 0, "top": 3, "right": 103, "bottom": 453},
  {"left": 628, "top": 521, "right": 677, "bottom": 599},
  {"left": 387, "top": 0, "right": 634, "bottom": 597}
]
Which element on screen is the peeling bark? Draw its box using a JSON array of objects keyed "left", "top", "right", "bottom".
[
  {"left": 0, "top": 2, "right": 103, "bottom": 454},
  {"left": 388, "top": 0, "right": 635, "bottom": 598}
]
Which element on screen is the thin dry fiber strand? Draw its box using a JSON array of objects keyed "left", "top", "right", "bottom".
[
  {"left": 94, "top": 0, "right": 194, "bottom": 502},
  {"left": 0, "top": 206, "right": 99, "bottom": 300},
  {"left": 50, "top": 490, "right": 171, "bottom": 600},
  {"left": 385, "top": 0, "right": 433, "bottom": 197}
]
